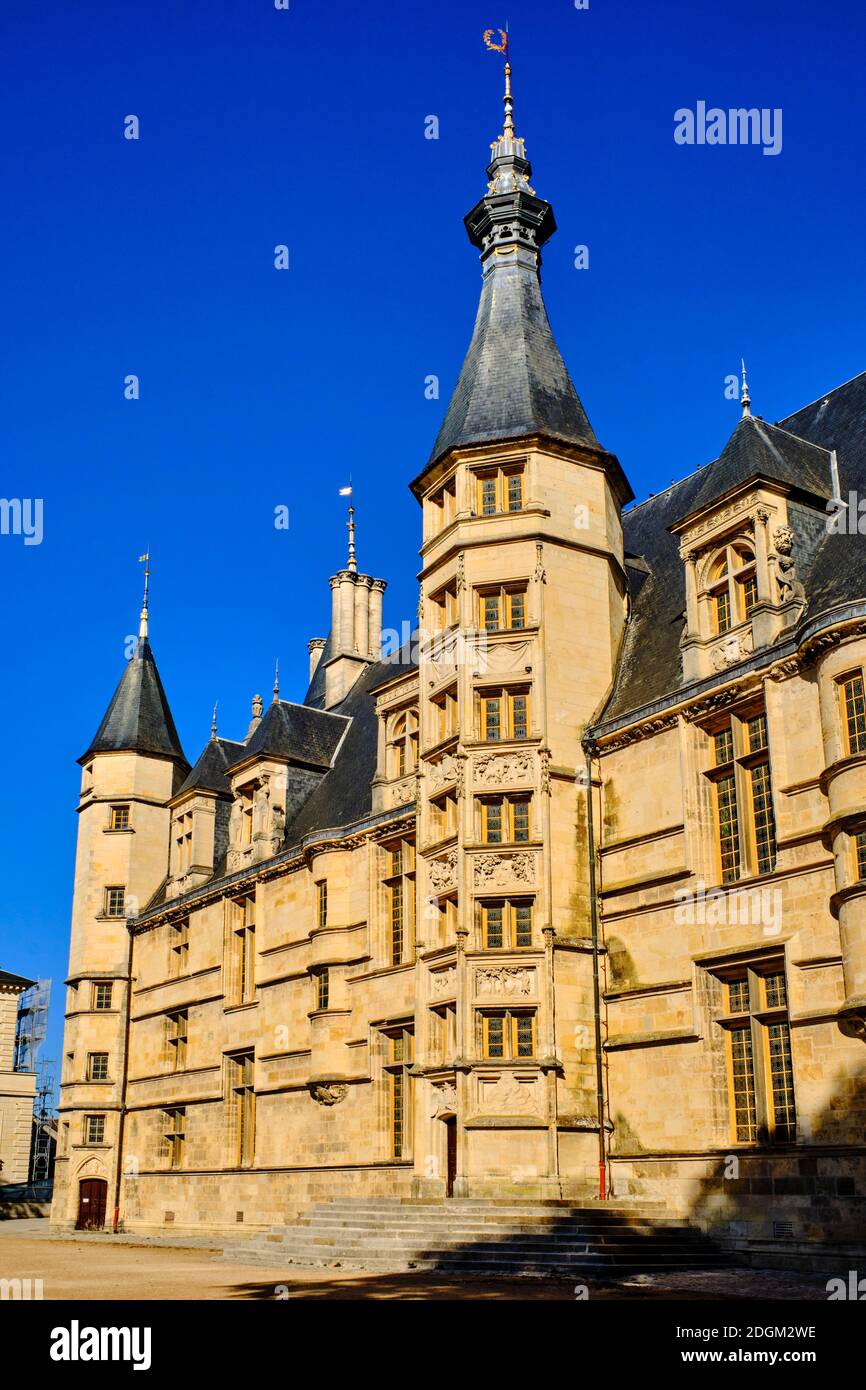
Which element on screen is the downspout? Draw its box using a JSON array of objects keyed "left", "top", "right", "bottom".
[
  {"left": 581, "top": 733, "right": 607, "bottom": 1201},
  {"left": 113, "top": 922, "right": 135, "bottom": 1233},
  {"left": 580, "top": 560, "right": 633, "bottom": 1202}
]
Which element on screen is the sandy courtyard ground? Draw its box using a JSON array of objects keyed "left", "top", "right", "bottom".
[{"left": 0, "top": 1220, "right": 831, "bottom": 1301}]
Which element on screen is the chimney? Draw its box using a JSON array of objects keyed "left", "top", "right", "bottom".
[
  {"left": 308, "top": 639, "right": 326, "bottom": 681},
  {"left": 368, "top": 579, "right": 386, "bottom": 660}
]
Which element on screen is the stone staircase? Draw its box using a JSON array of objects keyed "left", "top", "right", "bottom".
[{"left": 226, "top": 1197, "right": 729, "bottom": 1278}]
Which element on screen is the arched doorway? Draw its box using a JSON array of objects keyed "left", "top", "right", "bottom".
[{"left": 76, "top": 1178, "right": 107, "bottom": 1230}]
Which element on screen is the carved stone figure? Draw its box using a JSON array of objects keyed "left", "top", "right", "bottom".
[
  {"left": 774, "top": 525, "right": 805, "bottom": 604},
  {"left": 229, "top": 799, "right": 242, "bottom": 847},
  {"left": 310, "top": 1083, "right": 348, "bottom": 1106}
]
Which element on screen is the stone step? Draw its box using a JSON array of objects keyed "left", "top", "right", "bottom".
[
  {"left": 283, "top": 1216, "right": 694, "bottom": 1234},
  {"left": 261, "top": 1229, "right": 711, "bottom": 1248}
]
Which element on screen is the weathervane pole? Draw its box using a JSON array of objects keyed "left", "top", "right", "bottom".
[
  {"left": 484, "top": 22, "right": 513, "bottom": 138},
  {"left": 741, "top": 359, "right": 752, "bottom": 419},
  {"left": 138, "top": 549, "right": 150, "bottom": 643}
]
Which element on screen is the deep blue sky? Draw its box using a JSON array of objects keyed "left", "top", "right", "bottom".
[{"left": 1, "top": 0, "right": 864, "bottom": 1078}]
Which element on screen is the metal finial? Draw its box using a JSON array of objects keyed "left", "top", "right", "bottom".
[
  {"left": 741, "top": 359, "right": 751, "bottom": 418},
  {"left": 210, "top": 701, "right": 218, "bottom": 740},
  {"left": 137, "top": 549, "right": 150, "bottom": 642},
  {"left": 483, "top": 25, "right": 514, "bottom": 139},
  {"left": 273, "top": 659, "right": 280, "bottom": 704},
  {"left": 338, "top": 484, "right": 356, "bottom": 571},
  {"left": 347, "top": 505, "right": 357, "bottom": 572}
]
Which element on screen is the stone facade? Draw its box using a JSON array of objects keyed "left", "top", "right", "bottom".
[{"left": 52, "top": 83, "right": 866, "bottom": 1257}]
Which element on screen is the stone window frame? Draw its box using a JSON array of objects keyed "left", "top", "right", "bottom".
[
  {"left": 710, "top": 954, "right": 796, "bottom": 1147},
  {"left": 476, "top": 683, "right": 531, "bottom": 742},
  {"left": 86, "top": 1051, "right": 109, "bottom": 1082},
  {"left": 83, "top": 1113, "right": 106, "bottom": 1145},
  {"left": 698, "top": 535, "right": 759, "bottom": 640},
  {"left": 167, "top": 917, "right": 189, "bottom": 978},
  {"left": 380, "top": 1023, "right": 415, "bottom": 1161},
  {"left": 103, "top": 885, "right": 126, "bottom": 918},
  {"left": 477, "top": 792, "right": 533, "bottom": 846},
  {"left": 478, "top": 1008, "right": 537, "bottom": 1060},
  {"left": 700, "top": 703, "right": 777, "bottom": 885},
  {"left": 477, "top": 897, "right": 534, "bottom": 950},
  {"left": 388, "top": 708, "right": 419, "bottom": 779},
  {"left": 161, "top": 1106, "right": 186, "bottom": 1170},
  {"left": 107, "top": 803, "right": 131, "bottom": 832},
  {"left": 380, "top": 837, "right": 416, "bottom": 967},
  {"left": 92, "top": 982, "right": 113, "bottom": 1011},
  {"left": 836, "top": 669, "right": 866, "bottom": 757},
  {"left": 472, "top": 460, "right": 525, "bottom": 517}
]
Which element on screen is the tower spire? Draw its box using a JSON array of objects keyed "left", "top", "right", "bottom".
[
  {"left": 210, "top": 700, "right": 218, "bottom": 740},
  {"left": 273, "top": 658, "right": 280, "bottom": 704},
  {"left": 137, "top": 549, "right": 150, "bottom": 643},
  {"left": 741, "top": 359, "right": 752, "bottom": 419}
]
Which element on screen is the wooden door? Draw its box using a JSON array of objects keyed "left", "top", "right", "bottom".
[
  {"left": 76, "top": 1178, "right": 107, "bottom": 1230},
  {"left": 445, "top": 1118, "right": 457, "bottom": 1198}
]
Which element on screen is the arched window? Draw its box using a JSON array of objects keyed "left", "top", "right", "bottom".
[
  {"left": 707, "top": 542, "right": 758, "bottom": 634},
  {"left": 390, "top": 711, "right": 418, "bottom": 779}
]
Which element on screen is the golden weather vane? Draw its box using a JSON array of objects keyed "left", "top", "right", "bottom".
[{"left": 483, "top": 24, "right": 515, "bottom": 139}]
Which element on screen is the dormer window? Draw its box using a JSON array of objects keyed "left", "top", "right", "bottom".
[
  {"left": 174, "top": 811, "right": 193, "bottom": 872},
  {"left": 390, "top": 710, "right": 419, "bottom": 778},
  {"left": 708, "top": 543, "right": 757, "bottom": 634}
]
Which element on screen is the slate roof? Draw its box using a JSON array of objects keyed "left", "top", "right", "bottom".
[
  {"left": 81, "top": 639, "right": 188, "bottom": 767},
  {"left": 176, "top": 737, "right": 245, "bottom": 799},
  {"left": 681, "top": 415, "right": 833, "bottom": 520},
  {"left": 600, "top": 371, "right": 866, "bottom": 727},
  {"left": 427, "top": 257, "right": 600, "bottom": 468},
  {"left": 0, "top": 968, "right": 34, "bottom": 990},
  {"left": 231, "top": 699, "right": 349, "bottom": 771}
]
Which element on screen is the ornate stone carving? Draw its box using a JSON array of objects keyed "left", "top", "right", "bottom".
[
  {"left": 475, "top": 966, "right": 535, "bottom": 997},
  {"left": 390, "top": 775, "right": 416, "bottom": 807},
  {"left": 598, "top": 715, "right": 679, "bottom": 753},
  {"left": 429, "top": 754, "right": 457, "bottom": 792},
  {"left": 683, "top": 685, "right": 745, "bottom": 722},
  {"left": 309, "top": 1084, "right": 348, "bottom": 1106},
  {"left": 430, "top": 965, "right": 457, "bottom": 998},
  {"left": 428, "top": 849, "right": 458, "bottom": 892},
  {"left": 430, "top": 1082, "right": 458, "bottom": 1118},
  {"left": 534, "top": 542, "right": 546, "bottom": 585},
  {"left": 710, "top": 627, "right": 754, "bottom": 671},
  {"left": 479, "top": 1072, "right": 541, "bottom": 1115},
  {"left": 475, "top": 751, "right": 532, "bottom": 787},
  {"left": 473, "top": 852, "right": 535, "bottom": 888},
  {"left": 457, "top": 553, "right": 466, "bottom": 592},
  {"left": 773, "top": 525, "right": 805, "bottom": 604},
  {"left": 539, "top": 747, "right": 550, "bottom": 795}
]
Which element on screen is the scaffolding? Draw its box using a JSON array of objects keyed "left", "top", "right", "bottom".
[
  {"left": 14, "top": 978, "right": 50, "bottom": 1073},
  {"left": 14, "top": 981, "right": 57, "bottom": 1186}
]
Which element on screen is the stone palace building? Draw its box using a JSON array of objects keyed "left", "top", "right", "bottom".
[{"left": 52, "top": 71, "right": 866, "bottom": 1256}]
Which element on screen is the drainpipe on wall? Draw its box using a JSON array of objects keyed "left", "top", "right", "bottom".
[
  {"left": 112, "top": 923, "right": 135, "bottom": 1233},
  {"left": 582, "top": 733, "right": 608, "bottom": 1202}
]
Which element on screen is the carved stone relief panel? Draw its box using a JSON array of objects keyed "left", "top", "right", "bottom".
[
  {"left": 475, "top": 966, "right": 536, "bottom": 998},
  {"left": 474, "top": 751, "right": 532, "bottom": 788},
  {"left": 472, "top": 852, "right": 536, "bottom": 889},
  {"left": 476, "top": 1071, "right": 542, "bottom": 1116}
]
